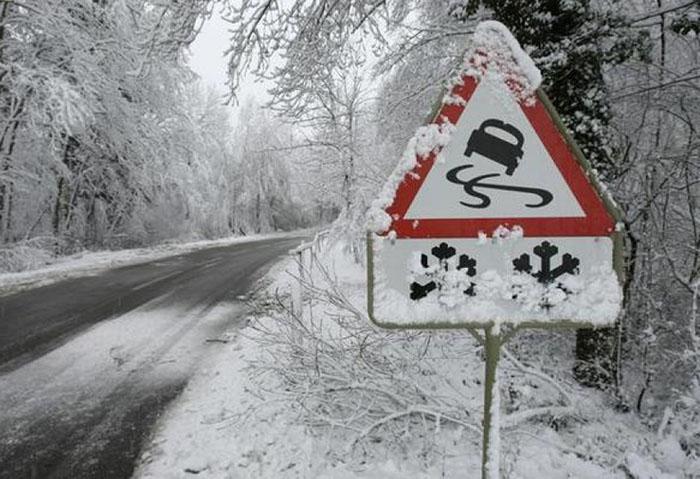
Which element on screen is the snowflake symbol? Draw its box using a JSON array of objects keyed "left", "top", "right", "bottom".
[
  {"left": 409, "top": 242, "right": 477, "bottom": 301},
  {"left": 512, "top": 241, "right": 580, "bottom": 283},
  {"left": 512, "top": 241, "right": 580, "bottom": 310}
]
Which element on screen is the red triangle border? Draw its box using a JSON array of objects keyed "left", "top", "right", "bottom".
[{"left": 385, "top": 75, "right": 616, "bottom": 239}]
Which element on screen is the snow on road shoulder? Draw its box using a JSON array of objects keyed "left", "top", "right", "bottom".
[
  {"left": 133, "top": 258, "right": 309, "bottom": 478},
  {"left": 0, "top": 230, "right": 306, "bottom": 296},
  {"left": 0, "top": 298, "right": 248, "bottom": 477},
  {"left": 134, "top": 328, "right": 317, "bottom": 478},
  {"left": 133, "top": 244, "right": 683, "bottom": 478},
  {"left": 135, "top": 256, "right": 430, "bottom": 478}
]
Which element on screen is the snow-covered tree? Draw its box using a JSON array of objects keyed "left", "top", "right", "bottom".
[
  {"left": 451, "top": 0, "right": 650, "bottom": 388},
  {"left": 221, "top": 0, "right": 699, "bottom": 420},
  {"left": 0, "top": 0, "right": 315, "bottom": 267}
]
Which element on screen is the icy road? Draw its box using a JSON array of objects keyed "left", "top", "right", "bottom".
[{"left": 0, "top": 235, "right": 305, "bottom": 478}]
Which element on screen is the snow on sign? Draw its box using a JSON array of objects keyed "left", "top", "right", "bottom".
[{"left": 367, "top": 21, "right": 624, "bottom": 330}]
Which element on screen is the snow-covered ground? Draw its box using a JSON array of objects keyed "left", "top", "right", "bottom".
[
  {"left": 135, "top": 244, "right": 698, "bottom": 478},
  {"left": 0, "top": 231, "right": 305, "bottom": 296},
  {"left": 2, "top": 300, "right": 241, "bottom": 423},
  {"left": 0, "top": 293, "right": 250, "bottom": 477}
]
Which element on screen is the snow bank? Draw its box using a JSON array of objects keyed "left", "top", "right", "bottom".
[
  {"left": 459, "top": 20, "right": 542, "bottom": 103},
  {"left": 625, "top": 453, "right": 676, "bottom": 479},
  {"left": 135, "top": 331, "right": 318, "bottom": 478}
]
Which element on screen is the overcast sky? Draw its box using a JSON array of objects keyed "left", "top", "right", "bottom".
[
  {"left": 188, "top": 11, "right": 269, "bottom": 121},
  {"left": 188, "top": 12, "right": 229, "bottom": 95}
]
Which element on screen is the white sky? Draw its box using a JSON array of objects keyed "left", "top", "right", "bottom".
[
  {"left": 188, "top": 12, "right": 230, "bottom": 95},
  {"left": 187, "top": 10, "right": 270, "bottom": 123}
]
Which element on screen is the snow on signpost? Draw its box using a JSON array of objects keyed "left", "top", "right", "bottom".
[{"left": 366, "top": 21, "right": 624, "bottom": 479}]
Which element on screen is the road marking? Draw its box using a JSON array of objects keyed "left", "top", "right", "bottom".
[{"left": 131, "top": 271, "right": 181, "bottom": 292}]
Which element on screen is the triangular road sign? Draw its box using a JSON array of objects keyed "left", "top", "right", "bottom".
[
  {"left": 367, "top": 21, "right": 623, "bottom": 330},
  {"left": 367, "top": 22, "right": 625, "bottom": 479},
  {"left": 384, "top": 74, "right": 616, "bottom": 239}
]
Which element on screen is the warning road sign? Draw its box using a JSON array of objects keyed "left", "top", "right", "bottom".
[
  {"left": 405, "top": 77, "right": 585, "bottom": 222},
  {"left": 366, "top": 22, "right": 626, "bottom": 479},
  {"left": 367, "top": 26, "right": 623, "bottom": 330}
]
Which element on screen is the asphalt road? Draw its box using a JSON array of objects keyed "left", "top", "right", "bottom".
[{"left": 0, "top": 234, "right": 305, "bottom": 479}]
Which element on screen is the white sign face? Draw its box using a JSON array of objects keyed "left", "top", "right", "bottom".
[
  {"left": 405, "top": 76, "right": 585, "bottom": 220},
  {"left": 371, "top": 234, "right": 621, "bottom": 328}
]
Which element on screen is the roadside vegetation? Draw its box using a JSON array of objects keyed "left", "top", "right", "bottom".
[{"left": 2, "top": 1, "right": 699, "bottom": 476}]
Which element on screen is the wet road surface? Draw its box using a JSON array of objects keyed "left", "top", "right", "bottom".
[{"left": 0, "top": 235, "right": 305, "bottom": 478}]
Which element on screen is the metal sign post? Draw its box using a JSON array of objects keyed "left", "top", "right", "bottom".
[{"left": 481, "top": 326, "right": 501, "bottom": 479}]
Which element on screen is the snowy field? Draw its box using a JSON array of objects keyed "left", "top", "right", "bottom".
[
  {"left": 0, "top": 231, "right": 306, "bottom": 296},
  {"left": 134, "top": 244, "right": 698, "bottom": 478}
]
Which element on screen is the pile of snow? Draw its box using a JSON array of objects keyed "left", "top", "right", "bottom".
[
  {"left": 377, "top": 261, "right": 621, "bottom": 327},
  {"left": 459, "top": 20, "right": 542, "bottom": 103}
]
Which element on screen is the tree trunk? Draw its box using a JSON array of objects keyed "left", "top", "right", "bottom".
[
  {"left": 0, "top": 117, "right": 21, "bottom": 243},
  {"left": 574, "top": 327, "right": 618, "bottom": 388},
  {"left": 86, "top": 195, "right": 97, "bottom": 247},
  {"left": 0, "top": 166, "right": 9, "bottom": 243},
  {"left": 53, "top": 176, "right": 67, "bottom": 252},
  {"left": 0, "top": 2, "right": 16, "bottom": 244},
  {"left": 255, "top": 191, "right": 261, "bottom": 233}
]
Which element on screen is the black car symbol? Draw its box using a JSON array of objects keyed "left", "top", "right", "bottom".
[{"left": 464, "top": 119, "right": 524, "bottom": 176}]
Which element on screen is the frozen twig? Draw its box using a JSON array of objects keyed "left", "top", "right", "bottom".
[
  {"left": 351, "top": 406, "right": 481, "bottom": 449},
  {"left": 502, "top": 406, "right": 576, "bottom": 428},
  {"left": 501, "top": 347, "right": 573, "bottom": 406}
]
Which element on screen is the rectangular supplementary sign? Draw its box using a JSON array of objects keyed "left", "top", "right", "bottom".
[{"left": 369, "top": 233, "right": 620, "bottom": 329}]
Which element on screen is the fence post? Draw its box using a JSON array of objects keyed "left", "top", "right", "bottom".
[
  {"left": 290, "top": 230, "right": 328, "bottom": 320},
  {"left": 295, "top": 249, "right": 304, "bottom": 317}
]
